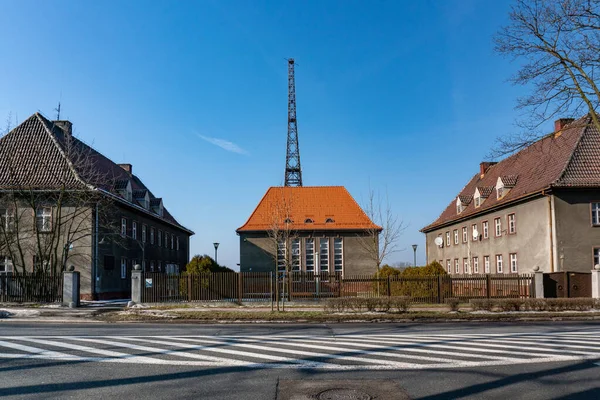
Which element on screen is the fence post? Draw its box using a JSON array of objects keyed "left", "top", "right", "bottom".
[
  {"left": 387, "top": 276, "right": 391, "bottom": 297},
  {"left": 534, "top": 268, "right": 545, "bottom": 298},
  {"left": 437, "top": 275, "right": 443, "bottom": 304},
  {"left": 486, "top": 274, "right": 492, "bottom": 299},
  {"left": 238, "top": 272, "right": 243, "bottom": 305},
  {"left": 130, "top": 264, "right": 142, "bottom": 304},
  {"left": 592, "top": 266, "right": 600, "bottom": 299},
  {"left": 62, "top": 267, "right": 80, "bottom": 307}
]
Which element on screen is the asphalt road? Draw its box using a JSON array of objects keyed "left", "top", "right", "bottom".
[{"left": 1, "top": 321, "right": 600, "bottom": 399}]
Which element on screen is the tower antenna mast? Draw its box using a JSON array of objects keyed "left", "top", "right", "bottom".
[{"left": 284, "top": 58, "right": 302, "bottom": 186}]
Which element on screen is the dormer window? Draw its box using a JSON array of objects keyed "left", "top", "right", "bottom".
[
  {"left": 134, "top": 190, "right": 150, "bottom": 210},
  {"left": 304, "top": 218, "right": 314, "bottom": 224},
  {"left": 496, "top": 175, "right": 517, "bottom": 200},
  {"left": 284, "top": 218, "right": 293, "bottom": 224},
  {"left": 456, "top": 198, "right": 464, "bottom": 214},
  {"left": 150, "top": 198, "right": 164, "bottom": 217},
  {"left": 325, "top": 218, "right": 334, "bottom": 223},
  {"left": 496, "top": 177, "right": 505, "bottom": 200},
  {"left": 474, "top": 188, "right": 481, "bottom": 208}
]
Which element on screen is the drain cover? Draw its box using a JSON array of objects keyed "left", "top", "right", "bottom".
[{"left": 317, "top": 388, "right": 372, "bottom": 400}]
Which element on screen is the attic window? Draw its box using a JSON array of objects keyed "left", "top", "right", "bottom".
[
  {"left": 304, "top": 218, "right": 314, "bottom": 224},
  {"left": 284, "top": 218, "right": 293, "bottom": 224},
  {"left": 456, "top": 198, "right": 464, "bottom": 214},
  {"left": 325, "top": 218, "right": 334, "bottom": 223}
]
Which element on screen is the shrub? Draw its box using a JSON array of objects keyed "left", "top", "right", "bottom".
[
  {"left": 470, "top": 299, "right": 494, "bottom": 311},
  {"left": 347, "top": 298, "right": 368, "bottom": 313},
  {"left": 545, "top": 298, "right": 595, "bottom": 311},
  {"left": 521, "top": 298, "right": 547, "bottom": 311},
  {"left": 390, "top": 296, "right": 411, "bottom": 313},
  {"left": 323, "top": 298, "right": 346, "bottom": 313},
  {"left": 497, "top": 298, "right": 523, "bottom": 312},
  {"left": 445, "top": 297, "right": 460, "bottom": 311}
]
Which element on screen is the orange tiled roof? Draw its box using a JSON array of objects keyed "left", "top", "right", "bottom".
[{"left": 236, "top": 186, "right": 381, "bottom": 232}]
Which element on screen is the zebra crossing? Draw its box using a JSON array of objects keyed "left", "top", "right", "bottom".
[{"left": 1, "top": 330, "right": 600, "bottom": 370}]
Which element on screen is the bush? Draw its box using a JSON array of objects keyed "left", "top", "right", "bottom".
[
  {"left": 323, "top": 298, "right": 346, "bottom": 313},
  {"left": 470, "top": 299, "right": 494, "bottom": 311},
  {"left": 497, "top": 298, "right": 523, "bottom": 312},
  {"left": 347, "top": 298, "right": 368, "bottom": 313},
  {"left": 390, "top": 296, "right": 411, "bottom": 313},
  {"left": 445, "top": 297, "right": 460, "bottom": 311},
  {"left": 521, "top": 298, "right": 547, "bottom": 311}
]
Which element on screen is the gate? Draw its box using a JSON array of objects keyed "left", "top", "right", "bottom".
[{"left": 543, "top": 272, "right": 591, "bottom": 298}]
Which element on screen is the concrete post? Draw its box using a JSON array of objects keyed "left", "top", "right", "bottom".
[
  {"left": 130, "top": 264, "right": 142, "bottom": 305},
  {"left": 62, "top": 267, "right": 80, "bottom": 308},
  {"left": 533, "top": 267, "right": 544, "bottom": 299},
  {"left": 591, "top": 265, "right": 600, "bottom": 299}
]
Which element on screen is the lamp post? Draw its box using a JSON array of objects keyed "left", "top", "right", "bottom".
[
  {"left": 412, "top": 244, "right": 418, "bottom": 267},
  {"left": 213, "top": 242, "right": 220, "bottom": 264}
]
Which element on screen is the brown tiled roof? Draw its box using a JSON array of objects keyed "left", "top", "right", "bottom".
[
  {"left": 133, "top": 189, "right": 147, "bottom": 198},
  {"left": 458, "top": 194, "right": 473, "bottom": 205},
  {"left": 237, "top": 186, "right": 381, "bottom": 232},
  {"left": 0, "top": 113, "right": 192, "bottom": 234},
  {"left": 422, "top": 116, "right": 594, "bottom": 232},
  {"left": 150, "top": 198, "right": 162, "bottom": 206},
  {"left": 477, "top": 186, "right": 494, "bottom": 198}
]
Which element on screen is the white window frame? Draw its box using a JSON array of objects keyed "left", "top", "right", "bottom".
[
  {"left": 594, "top": 248, "right": 600, "bottom": 268},
  {"left": 121, "top": 257, "right": 127, "bottom": 279},
  {"left": 150, "top": 227, "right": 155, "bottom": 245},
  {"left": 483, "top": 221, "right": 489, "bottom": 239},
  {"left": 36, "top": 207, "right": 52, "bottom": 232},
  {"left": 176, "top": 237, "right": 179, "bottom": 251},
  {"left": 333, "top": 237, "right": 343, "bottom": 273},
  {"left": 593, "top": 203, "right": 600, "bottom": 226},
  {"left": 277, "top": 240, "right": 286, "bottom": 272},
  {"left": 495, "top": 218, "right": 502, "bottom": 237},
  {"left": 454, "top": 259, "right": 459, "bottom": 274},
  {"left": 446, "top": 232, "right": 450, "bottom": 246},
  {"left": 158, "top": 230, "right": 162, "bottom": 246},
  {"left": 319, "top": 238, "right": 329, "bottom": 273},
  {"left": 121, "top": 218, "right": 127, "bottom": 237},
  {"left": 510, "top": 253, "right": 518, "bottom": 273},
  {"left": 305, "top": 238, "right": 315, "bottom": 273},
  {"left": 462, "top": 227, "right": 467, "bottom": 243},
  {"left": 171, "top": 235, "right": 174, "bottom": 250},
  {"left": 0, "top": 256, "right": 13, "bottom": 274},
  {"left": 463, "top": 258, "right": 469, "bottom": 274},
  {"left": 508, "top": 214, "right": 516, "bottom": 234},
  {"left": 142, "top": 225, "right": 147, "bottom": 243},
  {"left": 454, "top": 229, "right": 459, "bottom": 245},
  {"left": 0, "top": 208, "right": 14, "bottom": 232},
  {"left": 473, "top": 257, "right": 479, "bottom": 274},
  {"left": 291, "top": 238, "right": 301, "bottom": 272},
  {"left": 484, "top": 255, "right": 490, "bottom": 273},
  {"left": 132, "top": 221, "right": 137, "bottom": 240},
  {"left": 165, "top": 233, "right": 169, "bottom": 248},
  {"left": 472, "top": 224, "right": 478, "bottom": 241},
  {"left": 446, "top": 259, "right": 451, "bottom": 273},
  {"left": 496, "top": 255, "right": 503, "bottom": 273}
]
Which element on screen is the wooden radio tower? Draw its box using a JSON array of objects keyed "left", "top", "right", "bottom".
[{"left": 284, "top": 58, "right": 303, "bottom": 187}]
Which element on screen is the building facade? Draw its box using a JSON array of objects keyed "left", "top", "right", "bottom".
[
  {"left": 421, "top": 117, "right": 600, "bottom": 274},
  {"left": 0, "top": 113, "right": 193, "bottom": 299},
  {"left": 237, "top": 186, "right": 380, "bottom": 276}
]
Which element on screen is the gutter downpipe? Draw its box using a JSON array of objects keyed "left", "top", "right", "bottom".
[{"left": 542, "top": 190, "right": 555, "bottom": 273}]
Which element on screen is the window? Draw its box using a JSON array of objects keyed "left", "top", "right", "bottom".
[
  {"left": 165, "top": 233, "right": 169, "bottom": 249},
  {"left": 305, "top": 218, "right": 314, "bottom": 224},
  {"left": 325, "top": 218, "right": 334, "bottom": 223},
  {"left": 483, "top": 221, "right": 489, "bottom": 239},
  {"left": 462, "top": 227, "right": 467, "bottom": 243},
  {"left": 171, "top": 235, "right": 174, "bottom": 250},
  {"left": 319, "top": 238, "right": 329, "bottom": 273},
  {"left": 291, "top": 239, "right": 301, "bottom": 272},
  {"left": 595, "top": 248, "right": 600, "bottom": 267},
  {"left": 0, "top": 256, "right": 13, "bottom": 273},
  {"left": 473, "top": 256, "right": 479, "bottom": 274},
  {"left": 446, "top": 259, "right": 451, "bottom": 273},
  {"left": 0, "top": 208, "right": 14, "bottom": 232},
  {"left": 150, "top": 260, "right": 155, "bottom": 272},
  {"left": 33, "top": 256, "right": 50, "bottom": 273},
  {"left": 475, "top": 196, "right": 481, "bottom": 208},
  {"left": 454, "top": 229, "right": 459, "bottom": 245},
  {"left": 510, "top": 253, "right": 518, "bottom": 273},
  {"left": 494, "top": 218, "right": 502, "bottom": 237},
  {"left": 306, "top": 239, "right": 315, "bottom": 273},
  {"left": 132, "top": 221, "right": 137, "bottom": 240},
  {"left": 36, "top": 207, "right": 52, "bottom": 232},
  {"left": 472, "top": 224, "right": 478, "bottom": 241},
  {"left": 277, "top": 240, "right": 286, "bottom": 272},
  {"left": 150, "top": 227, "right": 155, "bottom": 244},
  {"left": 121, "top": 257, "right": 127, "bottom": 279},
  {"left": 142, "top": 225, "right": 147, "bottom": 243},
  {"left": 454, "top": 259, "right": 459, "bottom": 274},
  {"left": 496, "top": 254, "right": 503, "bottom": 273},
  {"left": 446, "top": 232, "right": 450, "bottom": 246},
  {"left": 176, "top": 237, "right": 179, "bottom": 251},
  {"left": 484, "top": 255, "right": 490, "bottom": 273},
  {"left": 334, "top": 238, "right": 343, "bottom": 272},
  {"left": 497, "top": 187, "right": 504, "bottom": 199},
  {"left": 508, "top": 214, "right": 516, "bottom": 234},
  {"left": 121, "top": 218, "right": 127, "bottom": 237},
  {"left": 593, "top": 203, "right": 600, "bottom": 226},
  {"left": 158, "top": 230, "right": 162, "bottom": 246},
  {"left": 158, "top": 261, "right": 162, "bottom": 272},
  {"left": 463, "top": 258, "right": 469, "bottom": 274},
  {"left": 142, "top": 259, "right": 146, "bottom": 272}
]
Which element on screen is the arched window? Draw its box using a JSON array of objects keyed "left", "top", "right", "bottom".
[
  {"left": 325, "top": 218, "right": 334, "bottom": 223},
  {"left": 304, "top": 218, "right": 314, "bottom": 224}
]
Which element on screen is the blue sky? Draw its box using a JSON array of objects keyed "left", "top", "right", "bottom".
[{"left": 0, "top": 0, "right": 543, "bottom": 269}]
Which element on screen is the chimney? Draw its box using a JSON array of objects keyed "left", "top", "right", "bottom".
[
  {"left": 554, "top": 118, "right": 575, "bottom": 132},
  {"left": 480, "top": 162, "right": 497, "bottom": 177},
  {"left": 118, "top": 164, "right": 132, "bottom": 175},
  {"left": 54, "top": 120, "right": 72, "bottom": 136}
]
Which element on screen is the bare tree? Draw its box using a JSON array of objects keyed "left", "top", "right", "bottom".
[
  {"left": 494, "top": 0, "right": 600, "bottom": 156},
  {"left": 0, "top": 117, "right": 120, "bottom": 278},
  {"left": 357, "top": 189, "right": 404, "bottom": 277}
]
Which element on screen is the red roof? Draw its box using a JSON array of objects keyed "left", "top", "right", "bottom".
[
  {"left": 422, "top": 116, "right": 597, "bottom": 232},
  {"left": 237, "top": 186, "right": 381, "bottom": 232}
]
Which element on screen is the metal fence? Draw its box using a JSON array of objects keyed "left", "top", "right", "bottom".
[
  {"left": 140, "top": 272, "right": 533, "bottom": 304},
  {"left": 0, "top": 273, "right": 63, "bottom": 303}
]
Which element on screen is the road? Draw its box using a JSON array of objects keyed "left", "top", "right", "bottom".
[{"left": 1, "top": 321, "right": 600, "bottom": 399}]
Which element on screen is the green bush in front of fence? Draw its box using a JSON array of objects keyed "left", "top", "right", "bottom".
[
  {"left": 445, "top": 297, "right": 460, "bottom": 311},
  {"left": 371, "top": 261, "right": 447, "bottom": 299},
  {"left": 469, "top": 298, "right": 599, "bottom": 312},
  {"left": 323, "top": 296, "right": 411, "bottom": 314}
]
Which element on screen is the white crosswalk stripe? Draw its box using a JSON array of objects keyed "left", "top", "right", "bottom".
[{"left": 1, "top": 330, "right": 600, "bottom": 370}]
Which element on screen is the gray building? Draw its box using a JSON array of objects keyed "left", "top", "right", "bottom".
[
  {"left": 0, "top": 113, "right": 193, "bottom": 299},
  {"left": 237, "top": 186, "right": 380, "bottom": 276},
  {"left": 421, "top": 116, "right": 600, "bottom": 274}
]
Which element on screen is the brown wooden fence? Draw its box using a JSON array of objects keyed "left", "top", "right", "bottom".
[
  {"left": 0, "top": 273, "right": 63, "bottom": 303},
  {"left": 140, "top": 272, "right": 533, "bottom": 304}
]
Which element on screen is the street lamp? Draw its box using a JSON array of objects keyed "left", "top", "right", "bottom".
[
  {"left": 213, "top": 242, "right": 220, "bottom": 264},
  {"left": 412, "top": 244, "right": 418, "bottom": 267}
]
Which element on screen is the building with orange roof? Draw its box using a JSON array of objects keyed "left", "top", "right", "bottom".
[
  {"left": 236, "top": 186, "right": 381, "bottom": 275},
  {"left": 421, "top": 116, "right": 600, "bottom": 275}
]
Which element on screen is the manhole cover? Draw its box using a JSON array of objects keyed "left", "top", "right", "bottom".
[{"left": 317, "top": 388, "right": 372, "bottom": 400}]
